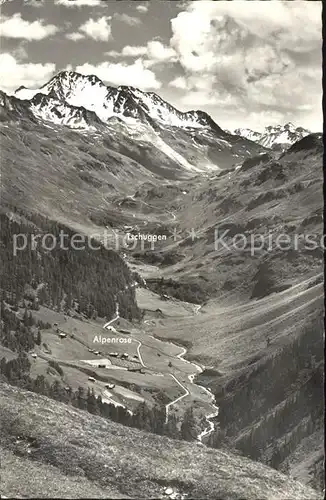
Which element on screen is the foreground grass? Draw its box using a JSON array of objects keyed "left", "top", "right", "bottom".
[
  {"left": 0, "top": 383, "right": 321, "bottom": 499},
  {"left": 0, "top": 447, "right": 126, "bottom": 499}
]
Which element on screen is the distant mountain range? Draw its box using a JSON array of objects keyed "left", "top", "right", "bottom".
[
  {"left": 10, "top": 72, "right": 313, "bottom": 157},
  {"left": 234, "top": 123, "right": 311, "bottom": 150}
]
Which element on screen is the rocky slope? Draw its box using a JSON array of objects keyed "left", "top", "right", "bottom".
[{"left": 133, "top": 133, "right": 323, "bottom": 303}]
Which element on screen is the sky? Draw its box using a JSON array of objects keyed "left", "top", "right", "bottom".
[{"left": 0, "top": 0, "right": 322, "bottom": 132}]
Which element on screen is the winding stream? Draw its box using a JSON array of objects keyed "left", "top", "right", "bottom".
[
  {"left": 102, "top": 285, "right": 219, "bottom": 444},
  {"left": 162, "top": 341, "right": 219, "bottom": 443}
]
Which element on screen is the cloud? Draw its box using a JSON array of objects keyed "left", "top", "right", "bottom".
[
  {"left": 0, "top": 13, "right": 59, "bottom": 40},
  {"left": 104, "top": 50, "right": 121, "bottom": 58},
  {"left": 67, "top": 16, "right": 113, "bottom": 42},
  {"left": 0, "top": 53, "right": 56, "bottom": 94},
  {"left": 66, "top": 32, "right": 85, "bottom": 41},
  {"left": 75, "top": 59, "right": 161, "bottom": 90},
  {"left": 145, "top": 41, "right": 177, "bottom": 65},
  {"left": 105, "top": 41, "right": 177, "bottom": 67},
  {"left": 168, "top": 0, "right": 322, "bottom": 129},
  {"left": 105, "top": 46, "right": 150, "bottom": 59},
  {"left": 1, "top": 0, "right": 46, "bottom": 6},
  {"left": 113, "top": 13, "right": 142, "bottom": 26},
  {"left": 54, "top": 0, "right": 104, "bottom": 6},
  {"left": 169, "top": 74, "right": 218, "bottom": 93},
  {"left": 104, "top": 47, "right": 147, "bottom": 59},
  {"left": 25, "top": 0, "right": 45, "bottom": 6},
  {"left": 136, "top": 4, "right": 149, "bottom": 14},
  {"left": 78, "top": 16, "right": 112, "bottom": 41},
  {"left": 181, "top": 91, "right": 217, "bottom": 107},
  {"left": 121, "top": 46, "right": 148, "bottom": 57},
  {"left": 169, "top": 76, "right": 187, "bottom": 90},
  {"left": 12, "top": 43, "right": 29, "bottom": 61}
]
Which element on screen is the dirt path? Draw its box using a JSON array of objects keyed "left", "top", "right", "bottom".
[
  {"left": 165, "top": 374, "right": 190, "bottom": 423},
  {"left": 103, "top": 302, "right": 119, "bottom": 328},
  {"left": 132, "top": 338, "right": 146, "bottom": 367}
]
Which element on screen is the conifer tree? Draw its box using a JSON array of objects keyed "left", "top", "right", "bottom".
[
  {"left": 35, "top": 328, "right": 42, "bottom": 346},
  {"left": 87, "top": 387, "right": 99, "bottom": 414},
  {"left": 164, "top": 413, "right": 180, "bottom": 439},
  {"left": 180, "top": 406, "right": 197, "bottom": 441}
]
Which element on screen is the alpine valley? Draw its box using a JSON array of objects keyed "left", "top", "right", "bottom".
[{"left": 0, "top": 70, "right": 324, "bottom": 499}]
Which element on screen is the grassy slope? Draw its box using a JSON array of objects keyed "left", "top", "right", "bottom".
[
  {"left": 0, "top": 447, "right": 126, "bottom": 499},
  {"left": 0, "top": 299, "right": 221, "bottom": 419},
  {"left": 140, "top": 278, "right": 323, "bottom": 367},
  {"left": 0, "top": 119, "right": 157, "bottom": 232},
  {"left": 0, "top": 382, "right": 321, "bottom": 500}
]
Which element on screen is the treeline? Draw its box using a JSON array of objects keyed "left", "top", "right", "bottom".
[
  {"left": 0, "top": 208, "right": 140, "bottom": 321},
  {"left": 0, "top": 352, "right": 197, "bottom": 442},
  {"left": 0, "top": 303, "right": 36, "bottom": 352},
  {"left": 132, "top": 250, "right": 182, "bottom": 267}
]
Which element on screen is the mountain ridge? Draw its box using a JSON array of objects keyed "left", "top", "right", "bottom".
[
  {"left": 6, "top": 71, "right": 314, "bottom": 158},
  {"left": 1, "top": 72, "right": 266, "bottom": 178},
  {"left": 234, "top": 122, "right": 312, "bottom": 150},
  {"left": 14, "top": 70, "right": 224, "bottom": 132}
]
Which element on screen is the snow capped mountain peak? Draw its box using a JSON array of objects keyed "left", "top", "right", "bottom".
[
  {"left": 234, "top": 127, "right": 262, "bottom": 142},
  {"left": 13, "top": 70, "right": 221, "bottom": 131},
  {"left": 1, "top": 76, "right": 267, "bottom": 178},
  {"left": 235, "top": 123, "right": 311, "bottom": 150},
  {"left": 284, "top": 121, "right": 295, "bottom": 129}
]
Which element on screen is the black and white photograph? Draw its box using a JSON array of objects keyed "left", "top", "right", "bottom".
[{"left": 0, "top": 0, "right": 324, "bottom": 498}]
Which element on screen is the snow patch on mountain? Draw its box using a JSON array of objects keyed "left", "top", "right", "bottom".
[
  {"left": 30, "top": 95, "right": 94, "bottom": 130},
  {"left": 234, "top": 128, "right": 262, "bottom": 143},
  {"left": 234, "top": 123, "right": 311, "bottom": 149},
  {"left": 131, "top": 88, "right": 208, "bottom": 129},
  {"left": 129, "top": 120, "right": 204, "bottom": 173},
  {"left": 14, "top": 86, "right": 49, "bottom": 101}
]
